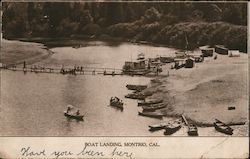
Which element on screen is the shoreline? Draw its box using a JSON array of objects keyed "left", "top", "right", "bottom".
[
  {"left": 141, "top": 52, "right": 248, "bottom": 130},
  {"left": 1, "top": 39, "right": 53, "bottom": 65}
]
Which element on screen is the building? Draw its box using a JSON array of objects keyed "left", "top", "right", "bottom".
[
  {"left": 228, "top": 50, "right": 240, "bottom": 57},
  {"left": 215, "top": 45, "right": 228, "bottom": 55},
  {"left": 199, "top": 46, "right": 214, "bottom": 57},
  {"left": 185, "top": 58, "right": 195, "bottom": 68},
  {"left": 123, "top": 60, "right": 146, "bottom": 71}
]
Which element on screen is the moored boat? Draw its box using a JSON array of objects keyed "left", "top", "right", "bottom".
[
  {"left": 164, "top": 121, "right": 182, "bottom": 135},
  {"left": 138, "top": 111, "right": 164, "bottom": 119},
  {"left": 142, "top": 103, "right": 166, "bottom": 112},
  {"left": 126, "top": 84, "right": 147, "bottom": 91},
  {"left": 125, "top": 92, "right": 147, "bottom": 100},
  {"left": 138, "top": 99, "right": 163, "bottom": 106},
  {"left": 214, "top": 119, "right": 233, "bottom": 135},
  {"left": 188, "top": 124, "right": 198, "bottom": 136},
  {"left": 149, "top": 122, "right": 167, "bottom": 131}
]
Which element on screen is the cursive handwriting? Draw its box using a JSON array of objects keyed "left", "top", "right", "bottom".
[
  {"left": 51, "top": 150, "right": 73, "bottom": 159},
  {"left": 20, "top": 145, "right": 133, "bottom": 158},
  {"left": 110, "top": 147, "right": 133, "bottom": 159},
  {"left": 77, "top": 144, "right": 105, "bottom": 157},
  {"left": 21, "top": 147, "right": 46, "bottom": 157}
]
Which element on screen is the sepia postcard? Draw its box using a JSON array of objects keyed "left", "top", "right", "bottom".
[{"left": 0, "top": 1, "right": 249, "bottom": 158}]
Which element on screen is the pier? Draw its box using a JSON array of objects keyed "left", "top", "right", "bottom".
[{"left": 0, "top": 64, "right": 124, "bottom": 76}]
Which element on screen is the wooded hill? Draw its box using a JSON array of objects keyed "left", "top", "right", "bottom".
[{"left": 2, "top": 2, "right": 247, "bottom": 52}]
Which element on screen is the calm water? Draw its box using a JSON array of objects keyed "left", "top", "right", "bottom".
[{"left": 1, "top": 41, "right": 237, "bottom": 136}]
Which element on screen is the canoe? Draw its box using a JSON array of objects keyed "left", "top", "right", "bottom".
[
  {"left": 138, "top": 111, "right": 164, "bottom": 119},
  {"left": 164, "top": 121, "right": 182, "bottom": 135},
  {"left": 64, "top": 111, "right": 84, "bottom": 121},
  {"left": 214, "top": 119, "right": 233, "bottom": 135},
  {"left": 126, "top": 84, "right": 147, "bottom": 91},
  {"left": 188, "top": 124, "right": 198, "bottom": 136},
  {"left": 149, "top": 122, "right": 168, "bottom": 131},
  {"left": 138, "top": 99, "right": 163, "bottom": 106},
  {"left": 142, "top": 103, "right": 166, "bottom": 112},
  {"left": 125, "top": 93, "right": 147, "bottom": 100}
]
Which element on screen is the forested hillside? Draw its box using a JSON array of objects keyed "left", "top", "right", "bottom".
[{"left": 2, "top": 2, "right": 247, "bottom": 52}]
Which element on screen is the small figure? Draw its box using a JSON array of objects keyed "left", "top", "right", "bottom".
[
  {"left": 76, "top": 110, "right": 80, "bottom": 115},
  {"left": 214, "top": 55, "right": 217, "bottom": 60},
  {"left": 66, "top": 106, "right": 71, "bottom": 113}
]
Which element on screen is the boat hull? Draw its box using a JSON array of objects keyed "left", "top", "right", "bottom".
[
  {"left": 64, "top": 112, "right": 84, "bottom": 120},
  {"left": 138, "top": 99, "right": 163, "bottom": 106},
  {"left": 142, "top": 104, "right": 166, "bottom": 112},
  {"left": 188, "top": 125, "right": 198, "bottom": 136},
  {"left": 164, "top": 125, "right": 181, "bottom": 135},
  {"left": 214, "top": 119, "right": 233, "bottom": 135},
  {"left": 138, "top": 111, "right": 164, "bottom": 119}
]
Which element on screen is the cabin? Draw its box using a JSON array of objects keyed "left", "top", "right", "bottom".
[
  {"left": 187, "top": 53, "right": 203, "bottom": 62},
  {"left": 215, "top": 45, "right": 228, "bottom": 55},
  {"left": 185, "top": 58, "right": 195, "bottom": 68},
  {"left": 199, "top": 46, "right": 214, "bottom": 57},
  {"left": 175, "top": 51, "right": 186, "bottom": 59},
  {"left": 123, "top": 60, "right": 146, "bottom": 71},
  {"left": 228, "top": 50, "right": 240, "bottom": 57},
  {"left": 174, "top": 58, "right": 186, "bottom": 69}
]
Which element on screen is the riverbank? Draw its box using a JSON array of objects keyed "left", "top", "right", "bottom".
[
  {"left": 143, "top": 51, "right": 248, "bottom": 134},
  {"left": 1, "top": 39, "right": 53, "bottom": 65}
]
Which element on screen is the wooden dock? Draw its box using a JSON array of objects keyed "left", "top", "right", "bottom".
[{"left": 1, "top": 64, "right": 124, "bottom": 76}]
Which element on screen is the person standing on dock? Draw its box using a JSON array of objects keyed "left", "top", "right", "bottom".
[{"left": 23, "top": 61, "right": 26, "bottom": 69}]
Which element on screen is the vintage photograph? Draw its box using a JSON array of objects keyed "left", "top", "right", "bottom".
[{"left": 0, "top": 2, "right": 248, "bottom": 136}]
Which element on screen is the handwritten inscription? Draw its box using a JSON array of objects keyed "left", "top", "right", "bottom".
[
  {"left": 77, "top": 145, "right": 105, "bottom": 157},
  {"left": 21, "top": 147, "right": 46, "bottom": 157},
  {"left": 51, "top": 150, "right": 73, "bottom": 159},
  {"left": 19, "top": 142, "right": 160, "bottom": 158}
]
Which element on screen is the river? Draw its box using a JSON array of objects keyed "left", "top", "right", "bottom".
[{"left": 0, "top": 41, "right": 180, "bottom": 136}]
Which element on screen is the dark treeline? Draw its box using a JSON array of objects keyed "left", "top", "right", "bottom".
[{"left": 2, "top": 2, "right": 247, "bottom": 52}]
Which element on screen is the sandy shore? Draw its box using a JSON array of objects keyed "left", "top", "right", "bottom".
[
  {"left": 143, "top": 51, "right": 248, "bottom": 135},
  {"left": 1, "top": 39, "right": 52, "bottom": 65}
]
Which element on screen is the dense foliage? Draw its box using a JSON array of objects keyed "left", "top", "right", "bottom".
[{"left": 2, "top": 2, "right": 247, "bottom": 51}]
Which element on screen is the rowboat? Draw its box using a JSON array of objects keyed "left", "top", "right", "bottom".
[
  {"left": 148, "top": 122, "right": 167, "bottom": 131},
  {"left": 110, "top": 97, "right": 124, "bottom": 110},
  {"left": 142, "top": 103, "right": 166, "bottom": 112},
  {"left": 214, "top": 119, "right": 233, "bottom": 135},
  {"left": 188, "top": 124, "right": 198, "bottom": 136},
  {"left": 64, "top": 111, "right": 84, "bottom": 121},
  {"left": 138, "top": 111, "right": 164, "bottom": 119},
  {"left": 125, "top": 93, "right": 147, "bottom": 100},
  {"left": 164, "top": 121, "right": 182, "bottom": 135},
  {"left": 138, "top": 99, "right": 163, "bottom": 106},
  {"left": 126, "top": 84, "right": 147, "bottom": 91}
]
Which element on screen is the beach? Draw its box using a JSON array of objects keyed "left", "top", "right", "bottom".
[
  {"left": 143, "top": 51, "right": 248, "bottom": 135},
  {"left": 1, "top": 39, "right": 52, "bottom": 65}
]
